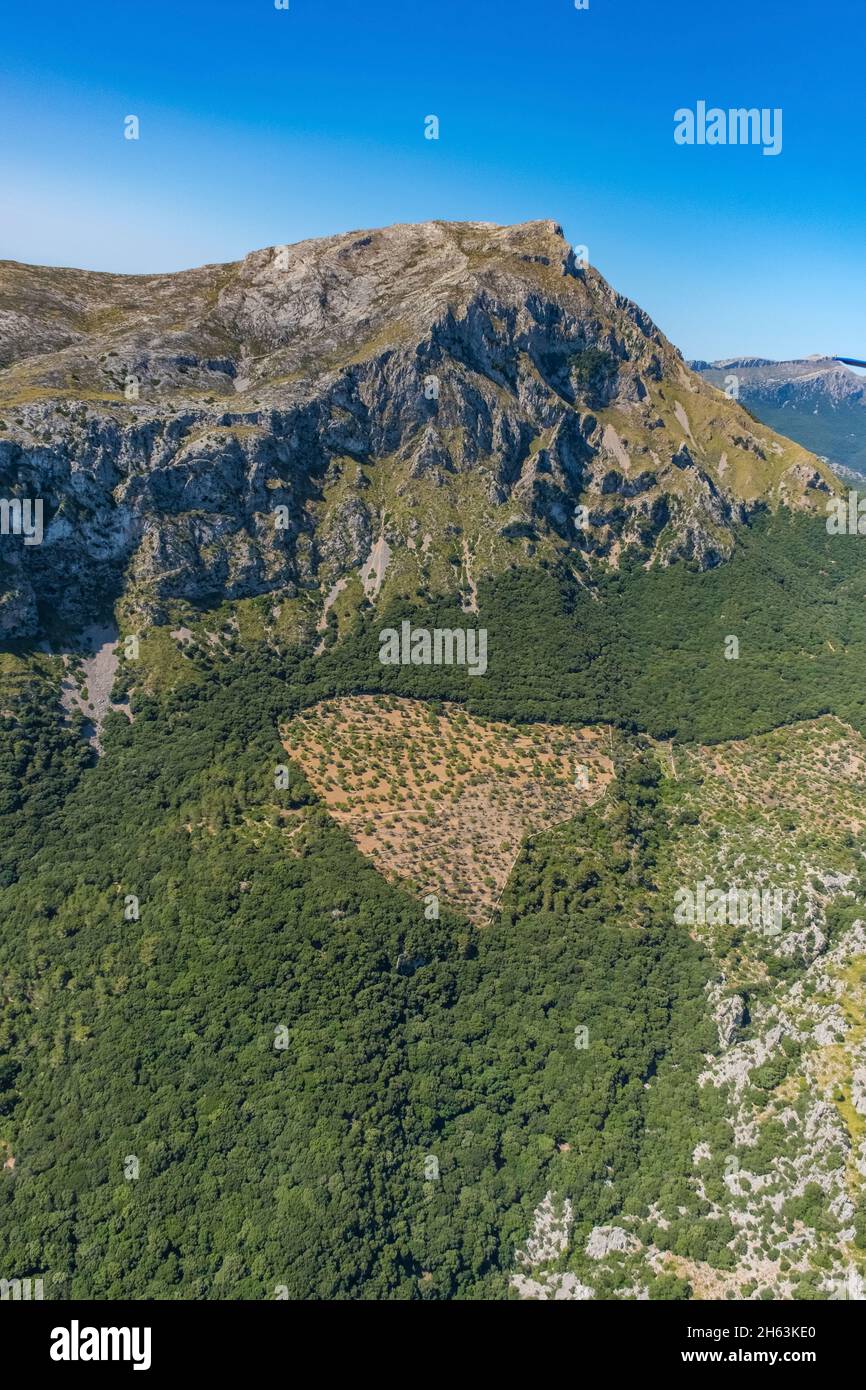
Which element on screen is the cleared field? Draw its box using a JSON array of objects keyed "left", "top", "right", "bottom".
[
  {"left": 283, "top": 695, "right": 613, "bottom": 921},
  {"left": 665, "top": 716, "right": 866, "bottom": 938},
  {"left": 687, "top": 716, "right": 866, "bottom": 834}
]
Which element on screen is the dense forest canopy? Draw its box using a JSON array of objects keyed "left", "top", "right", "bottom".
[{"left": 2, "top": 512, "right": 865, "bottom": 1298}]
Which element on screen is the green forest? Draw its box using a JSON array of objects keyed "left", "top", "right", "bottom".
[{"left": 1, "top": 511, "right": 865, "bottom": 1298}]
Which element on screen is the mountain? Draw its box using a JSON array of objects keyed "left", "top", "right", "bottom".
[
  {"left": 3, "top": 223, "right": 866, "bottom": 1305},
  {"left": 0, "top": 221, "right": 836, "bottom": 642},
  {"left": 692, "top": 355, "right": 866, "bottom": 475}
]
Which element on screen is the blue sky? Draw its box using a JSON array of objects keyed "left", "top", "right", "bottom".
[{"left": 1, "top": 0, "right": 864, "bottom": 360}]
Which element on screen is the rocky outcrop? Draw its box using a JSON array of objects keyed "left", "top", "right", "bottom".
[
  {"left": 514, "top": 1190, "right": 573, "bottom": 1266},
  {"left": 511, "top": 1271, "right": 595, "bottom": 1300},
  {"left": 707, "top": 982, "right": 747, "bottom": 1048},
  {"left": 511, "top": 1191, "right": 593, "bottom": 1300},
  {"left": 0, "top": 221, "right": 838, "bottom": 640},
  {"left": 585, "top": 1225, "right": 640, "bottom": 1260}
]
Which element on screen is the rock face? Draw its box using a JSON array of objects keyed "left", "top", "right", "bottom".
[
  {"left": 707, "top": 981, "right": 747, "bottom": 1048},
  {"left": 585, "top": 1225, "right": 640, "bottom": 1260},
  {"left": 511, "top": 1270, "right": 595, "bottom": 1301},
  {"left": 0, "top": 221, "right": 837, "bottom": 640},
  {"left": 514, "top": 1190, "right": 574, "bottom": 1266},
  {"left": 511, "top": 1191, "right": 594, "bottom": 1301}
]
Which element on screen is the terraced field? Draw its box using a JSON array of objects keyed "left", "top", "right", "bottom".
[{"left": 283, "top": 695, "right": 613, "bottom": 921}]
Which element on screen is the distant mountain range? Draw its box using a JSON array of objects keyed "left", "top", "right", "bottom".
[{"left": 692, "top": 355, "right": 866, "bottom": 475}]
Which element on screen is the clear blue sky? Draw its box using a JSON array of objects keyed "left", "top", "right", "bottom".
[{"left": 1, "top": 0, "right": 864, "bottom": 360}]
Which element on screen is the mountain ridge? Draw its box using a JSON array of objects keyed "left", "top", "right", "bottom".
[{"left": 0, "top": 220, "right": 838, "bottom": 643}]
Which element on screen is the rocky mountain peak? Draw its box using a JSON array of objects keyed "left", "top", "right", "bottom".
[{"left": 0, "top": 221, "right": 837, "bottom": 640}]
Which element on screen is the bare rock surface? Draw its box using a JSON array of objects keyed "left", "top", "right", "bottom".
[{"left": 0, "top": 221, "right": 836, "bottom": 639}]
